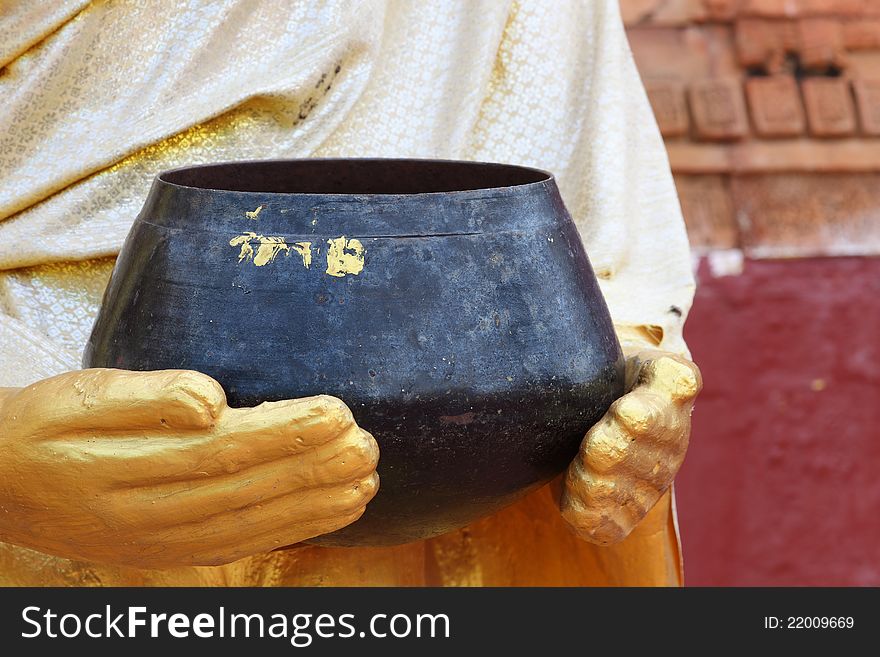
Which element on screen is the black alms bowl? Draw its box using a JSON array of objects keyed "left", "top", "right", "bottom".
[{"left": 84, "top": 159, "right": 625, "bottom": 546}]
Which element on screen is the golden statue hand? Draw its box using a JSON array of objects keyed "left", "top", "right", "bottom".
[
  {"left": 560, "top": 342, "right": 702, "bottom": 545},
  {"left": 0, "top": 369, "right": 378, "bottom": 568}
]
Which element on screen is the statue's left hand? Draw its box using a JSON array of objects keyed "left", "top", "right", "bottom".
[{"left": 560, "top": 348, "right": 702, "bottom": 545}]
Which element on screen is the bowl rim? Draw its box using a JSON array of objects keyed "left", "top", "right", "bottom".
[{"left": 156, "top": 157, "right": 556, "bottom": 199}]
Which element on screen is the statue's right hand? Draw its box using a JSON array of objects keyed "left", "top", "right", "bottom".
[{"left": 0, "top": 369, "right": 378, "bottom": 568}]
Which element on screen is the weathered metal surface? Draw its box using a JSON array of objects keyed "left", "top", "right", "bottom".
[{"left": 84, "top": 159, "right": 624, "bottom": 546}]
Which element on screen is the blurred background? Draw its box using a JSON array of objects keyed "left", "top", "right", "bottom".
[{"left": 620, "top": 0, "right": 880, "bottom": 585}]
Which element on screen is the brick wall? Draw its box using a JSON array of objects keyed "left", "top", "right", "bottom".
[
  {"left": 623, "top": 0, "right": 880, "bottom": 256},
  {"left": 622, "top": 1, "right": 880, "bottom": 585}
]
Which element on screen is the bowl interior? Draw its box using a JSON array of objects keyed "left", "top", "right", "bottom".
[{"left": 159, "top": 159, "right": 551, "bottom": 195}]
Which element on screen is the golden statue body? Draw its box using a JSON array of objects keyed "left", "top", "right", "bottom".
[{"left": 0, "top": 1, "right": 700, "bottom": 586}]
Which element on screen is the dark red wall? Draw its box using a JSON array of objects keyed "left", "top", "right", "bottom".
[{"left": 677, "top": 256, "right": 880, "bottom": 586}]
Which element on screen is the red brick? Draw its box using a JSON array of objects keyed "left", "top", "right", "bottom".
[
  {"left": 666, "top": 140, "right": 880, "bottom": 174},
  {"left": 846, "top": 51, "right": 880, "bottom": 80},
  {"left": 739, "top": 0, "right": 878, "bottom": 18},
  {"left": 801, "top": 77, "right": 857, "bottom": 137},
  {"left": 628, "top": 25, "right": 740, "bottom": 82},
  {"left": 673, "top": 174, "right": 739, "bottom": 250},
  {"left": 794, "top": 0, "right": 874, "bottom": 17},
  {"left": 738, "top": 0, "right": 793, "bottom": 18},
  {"left": 745, "top": 75, "right": 806, "bottom": 137},
  {"left": 796, "top": 18, "right": 845, "bottom": 71},
  {"left": 620, "top": 0, "right": 663, "bottom": 26},
  {"left": 620, "top": 1, "right": 710, "bottom": 27},
  {"left": 735, "top": 19, "right": 774, "bottom": 68},
  {"left": 734, "top": 19, "right": 796, "bottom": 73},
  {"left": 702, "top": 0, "right": 740, "bottom": 22},
  {"left": 689, "top": 78, "right": 750, "bottom": 140},
  {"left": 731, "top": 173, "right": 880, "bottom": 256},
  {"left": 842, "top": 19, "right": 880, "bottom": 50},
  {"left": 645, "top": 80, "right": 690, "bottom": 137},
  {"left": 852, "top": 78, "right": 880, "bottom": 135}
]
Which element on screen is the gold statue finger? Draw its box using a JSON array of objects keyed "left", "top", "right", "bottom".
[
  {"left": 11, "top": 369, "right": 226, "bottom": 437},
  {"left": 53, "top": 396, "right": 369, "bottom": 488},
  {"left": 637, "top": 354, "right": 702, "bottom": 404},
  {"left": 106, "top": 429, "right": 379, "bottom": 527},
  {"left": 140, "top": 474, "right": 379, "bottom": 567}
]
